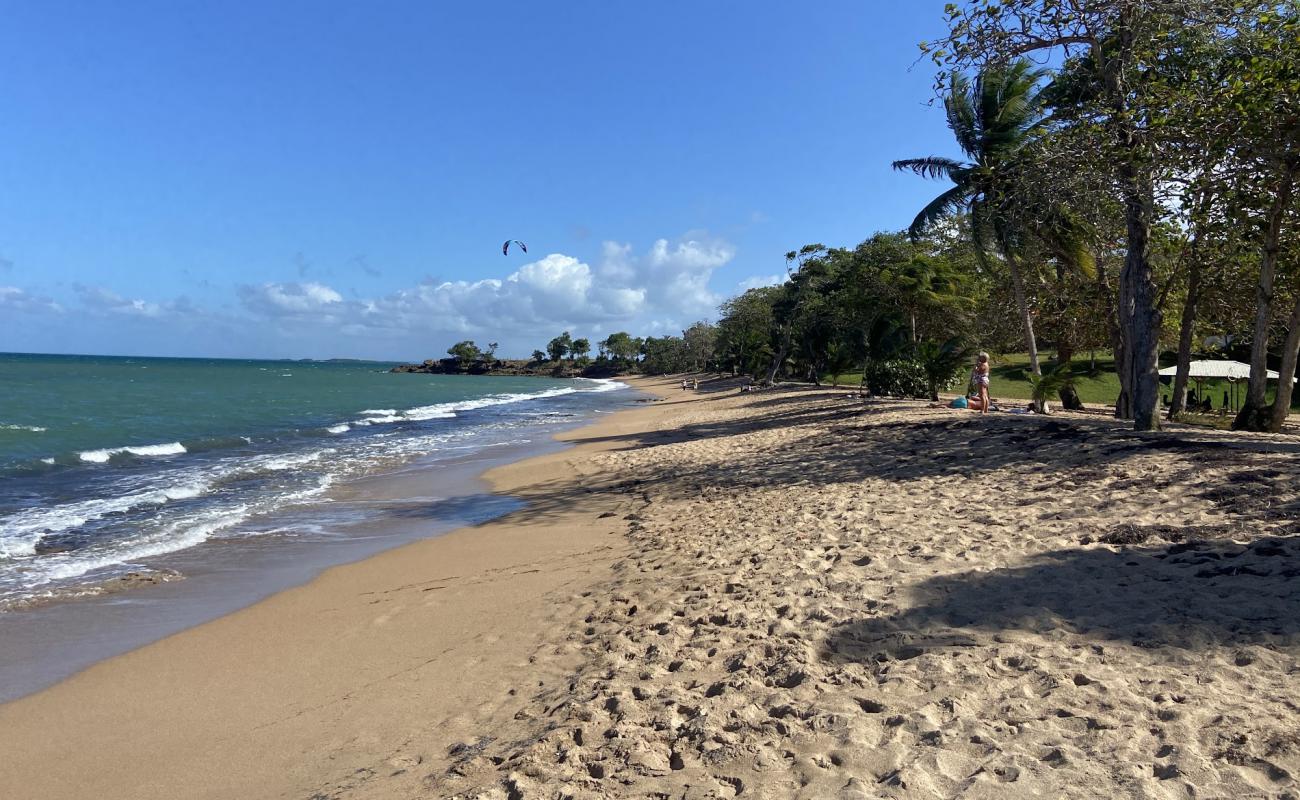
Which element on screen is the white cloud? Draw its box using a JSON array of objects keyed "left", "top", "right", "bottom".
[
  {"left": 16, "top": 233, "right": 740, "bottom": 358},
  {"left": 238, "top": 281, "right": 343, "bottom": 315},
  {"left": 76, "top": 285, "right": 168, "bottom": 317},
  {"left": 232, "top": 235, "right": 737, "bottom": 349},
  {"left": 601, "top": 237, "right": 735, "bottom": 318},
  {"left": 737, "top": 274, "right": 785, "bottom": 292},
  {"left": 0, "top": 286, "right": 63, "bottom": 314}
]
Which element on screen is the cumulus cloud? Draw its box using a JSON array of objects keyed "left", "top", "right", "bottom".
[
  {"left": 0, "top": 286, "right": 63, "bottom": 314},
  {"left": 599, "top": 236, "right": 734, "bottom": 318},
  {"left": 75, "top": 285, "right": 165, "bottom": 317},
  {"left": 737, "top": 274, "right": 785, "bottom": 292},
  {"left": 20, "top": 233, "right": 739, "bottom": 357},
  {"left": 238, "top": 281, "right": 343, "bottom": 316},
  {"left": 233, "top": 235, "right": 737, "bottom": 346}
]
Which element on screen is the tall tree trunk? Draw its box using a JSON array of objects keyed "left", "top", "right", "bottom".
[
  {"left": 1099, "top": 253, "right": 1131, "bottom": 418},
  {"left": 1235, "top": 173, "right": 1295, "bottom": 431},
  {"left": 1268, "top": 294, "right": 1300, "bottom": 431},
  {"left": 764, "top": 333, "right": 790, "bottom": 385},
  {"left": 1094, "top": 21, "right": 1158, "bottom": 429},
  {"left": 1001, "top": 247, "right": 1049, "bottom": 413},
  {"left": 1170, "top": 197, "right": 1210, "bottom": 417},
  {"left": 1169, "top": 257, "right": 1200, "bottom": 418},
  {"left": 1004, "top": 250, "right": 1040, "bottom": 377},
  {"left": 1118, "top": 166, "right": 1162, "bottom": 431}
]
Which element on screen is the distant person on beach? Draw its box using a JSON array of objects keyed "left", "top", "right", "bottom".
[
  {"left": 680, "top": 379, "right": 688, "bottom": 391},
  {"left": 971, "top": 352, "right": 991, "bottom": 415},
  {"left": 692, "top": 378, "right": 699, "bottom": 391}
]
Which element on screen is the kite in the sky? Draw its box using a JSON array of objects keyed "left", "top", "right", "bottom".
[{"left": 502, "top": 239, "right": 528, "bottom": 255}]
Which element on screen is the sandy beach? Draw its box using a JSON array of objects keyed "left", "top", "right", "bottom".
[{"left": 3, "top": 376, "right": 1299, "bottom": 799}]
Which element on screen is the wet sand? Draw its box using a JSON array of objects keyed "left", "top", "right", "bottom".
[{"left": 3, "top": 377, "right": 1299, "bottom": 799}]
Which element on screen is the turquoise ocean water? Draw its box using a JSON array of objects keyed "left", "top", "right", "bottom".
[{"left": 0, "top": 352, "right": 628, "bottom": 609}]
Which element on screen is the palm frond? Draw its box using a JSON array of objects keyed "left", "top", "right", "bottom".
[
  {"left": 906, "top": 184, "right": 971, "bottom": 239},
  {"left": 968, "top": 200, "right": 999, "bottom": 258},
  {"left": 891, "top": 157, "right": 967, "bottom": 181},
  {"left": 1030, "top": 362, "right": 1075, "bottom": 404},
  {"left": 944, "top": 73, "right": 980, "bottom": 158},
  {"left": 1041, "top": 205, "right": 1097, "bottom": 279}
]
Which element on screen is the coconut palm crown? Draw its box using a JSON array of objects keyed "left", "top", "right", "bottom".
[{"left": 893, "top": 58, "right": 1049, "bottom": 247}]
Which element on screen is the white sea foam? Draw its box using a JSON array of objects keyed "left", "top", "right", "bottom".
[
  {"left": 0, "top": 481, "right": 210, "bottom": 559},
  {"left": 351, "top": 386, "right": 587, "bottom": 429},
  {"left": 244, "top": 448, "right": 336, "bottom": 473},
  {"left": 395, "top": 407, "right": 459, "bottom": 421},
  {"left": 580, "top": 378, "right": 630, "bottom": 393},
  {"left": 31, "top": 504, "right": 252, "bottom": 586},
  {"left": 78, "top": 442, "right": 187, "bottom": 463},
  {"left": 355, "top": 414, "right": 407, "bottom": 424},
  {"left": 0, "top": 424, "right": 46, "bottom": 433},
  {"left": 3, "top": 377, "right": 628, "bottom": 602},
  {"left": 15, "top": 469, "right": 340, "bottom": 590}
]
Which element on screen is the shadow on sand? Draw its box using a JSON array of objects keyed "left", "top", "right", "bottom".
[
  {"left": 379, "top": 387, "right": 1300, "bottom": 657},
  {"left": 824, "top": 534, "right": 1300, "bottom": 663}
]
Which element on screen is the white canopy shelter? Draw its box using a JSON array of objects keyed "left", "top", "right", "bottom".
[
  {"left": 1158, "top": 359, "right": 1294, "bottom": 413},
  {"left": 1157, "top": 360, "right": 1291, "bottom": 381}
]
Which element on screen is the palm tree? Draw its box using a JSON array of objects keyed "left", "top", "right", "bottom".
[
  {"left": 884, "top": 253, "right": 970, "bottom": 345},
  {"left": 916, "top": 337, "right": 973, "bottom": 401},
  {"left": 893, "top": 59, "right": 1049, "bottom": 382}
]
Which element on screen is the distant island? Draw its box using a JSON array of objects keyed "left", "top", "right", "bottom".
[
  {"left": 390, "top": 327, "right": 716, "bottom": 379},
  {"left": 391, "top": 357, "right": 617, "bottom": 379}
]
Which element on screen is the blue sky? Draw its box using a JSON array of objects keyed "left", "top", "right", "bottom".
[{"left": 0, "top": 0, "right": 957, "bottom": 360}]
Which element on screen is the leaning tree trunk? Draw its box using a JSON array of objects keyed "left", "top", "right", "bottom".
[
  {"left": 1235, "top": 173, "right": 1295, "bottom": 431},
  {"left": 1268, "top": 294, "right": 1300, "bottom": 431},
  {"left": 764, "top": 332, "right": 791, "bottom": 386},
  {"left": 1004, "top": 250, "right": 1041, "bottom": 377},
  {"left": 1002, "top": 248, "right": 1048, "bottom": 413}
]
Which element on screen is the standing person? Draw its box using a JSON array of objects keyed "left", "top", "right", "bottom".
[{"left": 972, "top": 352, "right": 991, "bottom": 415}]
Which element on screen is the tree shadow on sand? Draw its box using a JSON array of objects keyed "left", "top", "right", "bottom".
[
  {"left": 544, "top": 395, "right": 1300, "bottom": 527},
  {"left": 824, "top": 534, "right": 1300, "bottom": 662}
]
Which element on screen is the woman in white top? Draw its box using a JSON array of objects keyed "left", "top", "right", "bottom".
[{"left": 972, "top": 352, "right": 991, "bottom": 415}]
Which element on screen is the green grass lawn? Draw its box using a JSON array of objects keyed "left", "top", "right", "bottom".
[{"left": 825, "top": 351, "right": 1296, "bottom": 412}]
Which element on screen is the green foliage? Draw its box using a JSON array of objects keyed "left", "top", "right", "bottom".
[
  {"left": 546, "top": 331, "right": 572, "bottom": 362},
  {"left": 640, "top": 335, "right": 688, "bottom": 375},
  {"left": 863, "top": 358, "right": 929, "bottom": 398},
  {"left": 916, "top": 338, "right": 973, "bottom": 400},
  {"left": 1029, "top": 362, "right": 1076, "bottom": 405},
  {"left": 570, "top": 338, "right": 591, "bottom": 361},
  {"left": 446, "top": 340, "right": 482, "bottom": 364},
  {"left": 599, "top": 331, "right": 643, "bottom": 363},
  {"left": 682, "top": 321, "right": 718, "bottom": 371}
]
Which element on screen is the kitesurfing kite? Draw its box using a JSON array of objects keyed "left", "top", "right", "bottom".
[{"left": 502, "top": 239, "right": 528, "bottom": 256}]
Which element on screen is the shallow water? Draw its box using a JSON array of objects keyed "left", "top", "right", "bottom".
[{"left": 0, "top": 352, "right": 629, "bottom": 610}]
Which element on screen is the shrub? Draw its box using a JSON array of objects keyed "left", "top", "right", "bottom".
[{"left": 864, "top": 358, "right": 929, "bottom": 398}]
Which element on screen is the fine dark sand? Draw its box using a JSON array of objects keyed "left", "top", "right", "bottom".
[{"left": 2, "top": 377, "right": 1298, "bottom": 799}]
